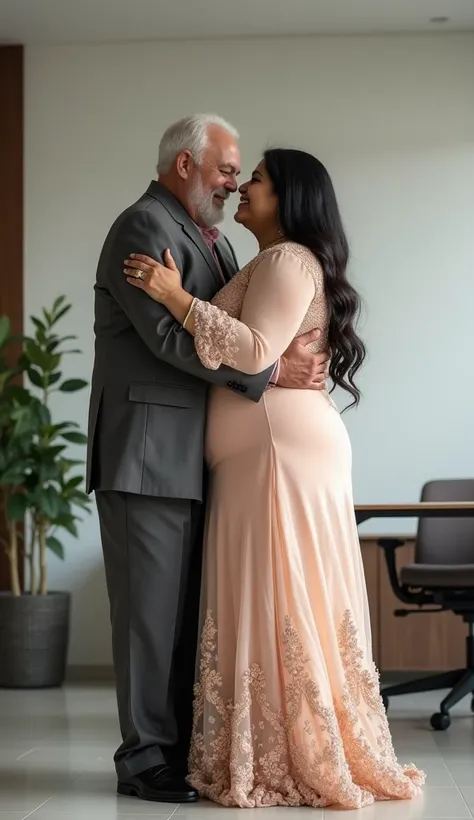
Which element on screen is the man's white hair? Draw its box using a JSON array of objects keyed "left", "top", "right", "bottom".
[{"left": 157, "top": 113, "right": 239, "bottom": 175}]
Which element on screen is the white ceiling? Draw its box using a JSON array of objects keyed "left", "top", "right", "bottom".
[{"left": 1, "top": 0, "right": 473, "bottom": 44}]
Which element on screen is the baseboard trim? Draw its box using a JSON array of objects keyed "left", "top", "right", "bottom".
[
  {"left": 380, "top": 671, "right": 446, "bottom": 685},
  {"left": 66, "top": 667, "right": 442, "bottom": 686},
  {"left": 66, "top": 665, "right": 115, "bottom": 683}
]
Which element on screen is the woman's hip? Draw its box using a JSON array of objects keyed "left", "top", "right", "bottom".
[{"left": 205, "top": 386, "right": 351, "bottom": 472}]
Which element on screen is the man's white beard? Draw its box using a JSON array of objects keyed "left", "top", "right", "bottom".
[{"left": 190, "top": 176, "right": 227, "bottom": 228}]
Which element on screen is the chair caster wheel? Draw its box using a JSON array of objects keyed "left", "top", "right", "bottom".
[
  {"left": 382, "top": 694, "right": 389, "bottom": 711},
  {"left": 430, "top": 711, "right": 450, "bottom": 731}
]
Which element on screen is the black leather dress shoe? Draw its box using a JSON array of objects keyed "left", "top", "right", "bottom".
[{"left": 117, "top": 765, "right": 199, "bottom": 803}]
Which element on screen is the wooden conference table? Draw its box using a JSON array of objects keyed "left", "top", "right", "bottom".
[{"left": 355, "top": 501, "right": 474, "bottom": 526}]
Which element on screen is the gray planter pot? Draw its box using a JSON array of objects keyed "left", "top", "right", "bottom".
[{"left": 0, "top": 591, "right": 70, "bottom": 688}]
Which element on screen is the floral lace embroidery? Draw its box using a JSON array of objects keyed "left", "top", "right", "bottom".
[
  {"left": 188, "top": 610, "right": 425, "bottom": 809},
  {"left": 193, "top": 300, "right": 239, "bottom": 370}
]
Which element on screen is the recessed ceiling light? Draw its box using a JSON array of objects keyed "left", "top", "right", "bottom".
[{"left": 430, "top": 16, "right": 450, "bottom": 23}]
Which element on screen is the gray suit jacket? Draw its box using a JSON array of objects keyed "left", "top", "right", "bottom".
[{"left": 86, "top": 181, "right": 273, "bottom": 501}]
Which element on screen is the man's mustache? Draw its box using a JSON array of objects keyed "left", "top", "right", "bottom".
[{"left": 213, "top": 187, "right": 230, "bottom": 200}]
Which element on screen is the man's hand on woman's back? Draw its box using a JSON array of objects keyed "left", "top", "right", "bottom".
[{"left": 278, "top": 329, "right": 330, "bottom": 390}]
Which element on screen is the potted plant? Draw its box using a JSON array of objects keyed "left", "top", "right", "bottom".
[{"left": 0, "top": 296, "right": 90, "bottom": 687}]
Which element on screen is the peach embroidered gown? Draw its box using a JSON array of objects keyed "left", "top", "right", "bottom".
[{"left": 187, "top": 241, "right": 424, "bottom": 809}]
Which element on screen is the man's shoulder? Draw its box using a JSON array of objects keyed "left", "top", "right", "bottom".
[
  {"left": 101, "top": 194, "right": 179, "bottom": 255},
  {"left": 114, "top": 192, "right": 172, "bottom": 230}
]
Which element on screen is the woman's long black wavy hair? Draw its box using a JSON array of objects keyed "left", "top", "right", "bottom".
[{"left": 264, "top": 148, "right": 366, "bottom": 409}]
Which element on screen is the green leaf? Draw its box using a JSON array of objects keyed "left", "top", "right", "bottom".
[
  {"left": 60, "top": 459, "right": 85, "bottom": 471},
  {"left": 31, "top": 316, "right": 46, "bottom": 334},
  {"left": 26, "top": 340, "right": 56, "bottom": 372},
  {"left": 37, "top": 486, "right": 61, "bottom": 520},
  {"left": 52, "top": 421, "right": 80, "bottom": 431},
  {"left": 5, "top": 385, "right": 32, "bottom": 405},
  {"left": 6, "top": 493, "right": 28, "bottom": 522},
  {"left": 12, "top": 406, "right": 39, "bottom": 438},
  {"left": 61, "top": 431, "right": 88, "bottom": 445},
  {"left": 70, "top": 487, "right": 88, "bottom": 499},
  {"left": 55, "top": 514, "right": 78, "bottom": 537},
  {"left": 32, "top": 327, "right": 46, "bottom": 346},
  {"left": 47, "top": 335, "right": 77, "bottom": 353},
  {"left": 45, "top": 422, "right": 79, "bottom": 442},
  {"left": 45, "top": 338, "right": 59, "bottom": 353},
  {"left": 38, "top": 465, "right": 61, "bottom": 483},
  {"left": 0, "top": 369, "right": 14, "bottom": 390},
  {"left": 0, "top": 316, "right": 11, "bottom": 349},
  {"left": 27, "top": 367, "right": 46, "bottom": 389},
  {"left": 70, "top": 491, "right": 91, "bottom": 511},
  {"left": 17, "top": 352, "right": 30, "bottom": 371},
  {"left": 46, "top": 535, "right": 65, "bottom": 560},
  {"left": 51, "top": 304, "right": 71, "bottom": 325},
  {"left": 59, "top": 379, "right": 88, "bottom": 393},
  {"left": 52, "top": 296, "right": 67, "bottom": 313},
  {"left": 0, "top": 466, "right": 27, "bottom": 485},
  {"left": 44, "top": 444, "right": 67, "bottom": 460},
  {"left": 46, "top": 371, "right": 62, "bottom": 387},
  {"left": 35, "top": 403, "right": 52, "bottom": 427},
  {"left": 34, "top": 353, "right": 61, "bottom": 375},
  {"left": 65, "top": 475, "right": 84, "bottom": 489},
  {"left": 57, "top": 498, "right": 72, "bottom": 516},
  {"left": 36, "top": 454, "right": 65, "bottom": 482}
]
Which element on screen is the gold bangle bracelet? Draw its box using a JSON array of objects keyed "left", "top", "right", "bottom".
[{"left": 182, "top": 297, "right": 197, "bottom": 330}]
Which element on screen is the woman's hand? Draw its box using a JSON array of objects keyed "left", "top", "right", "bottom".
[{"left": 124, "top": 250, "right": 183, "bottom": 305}]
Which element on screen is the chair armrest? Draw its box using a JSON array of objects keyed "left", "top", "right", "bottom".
[
  {"left": 376, "top": 537, "right": 436, "bottom": 608},
  {"left": 377, "top": 537, "right": 414, "bottom": 605}
]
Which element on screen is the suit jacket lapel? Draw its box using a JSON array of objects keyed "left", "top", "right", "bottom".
[
  {"left": 146, "top": 181, "right": 223, "bottom": 289},
  {"left": 215, "top": 236, "right": 238, "bottom": 283}
]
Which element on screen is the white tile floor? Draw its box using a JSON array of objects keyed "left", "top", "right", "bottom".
[{"left": 0, "top": 684, "right": 473, "bottom": 819}]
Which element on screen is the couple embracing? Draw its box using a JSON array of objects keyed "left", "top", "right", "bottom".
[{"left": 87, "top": 113, "right": 424, "bottom": 809}]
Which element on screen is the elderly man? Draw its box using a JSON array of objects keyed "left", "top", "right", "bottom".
[{"left": 87, "top": 114, "right": 328, "bottom": 803}]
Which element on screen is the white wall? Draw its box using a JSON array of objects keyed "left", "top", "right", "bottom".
[{"left": 24, "top": 34, "right": 474, "bottom": 665}]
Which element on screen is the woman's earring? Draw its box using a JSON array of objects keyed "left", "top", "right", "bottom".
[{"left": 277, "top": 228, "right": 284, "bottom": 237}]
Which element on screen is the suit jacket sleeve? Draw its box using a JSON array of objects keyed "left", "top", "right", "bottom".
[{"left": 103, "top": 207, "right": 273, "bottom": 401}]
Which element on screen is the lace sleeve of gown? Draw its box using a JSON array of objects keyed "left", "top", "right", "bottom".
[
  {"left": 193, "top": 301, "right": 240, "bottom": 370},
  {"left": 193, "top": 248, "right": 317, "bottom": 374}
]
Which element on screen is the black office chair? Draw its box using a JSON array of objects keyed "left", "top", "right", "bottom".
[{"left": 379, "top": 478, "right": 474, "bottom": 730}]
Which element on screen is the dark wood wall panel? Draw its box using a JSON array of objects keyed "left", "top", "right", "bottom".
[{"left": 0, "top": 46, "right": 24, "bottom": 589}]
